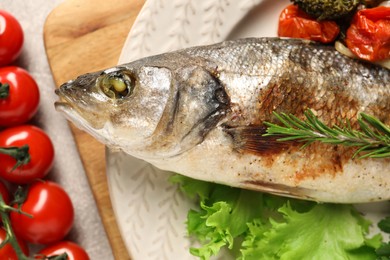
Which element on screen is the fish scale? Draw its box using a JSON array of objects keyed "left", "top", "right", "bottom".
[{"left": 55, "top": 37, "right": 390, "bottom": 203}]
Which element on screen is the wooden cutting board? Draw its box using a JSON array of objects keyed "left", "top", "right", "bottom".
[{"left": 44, "top": 0, "right": 145, "bottom": 259}]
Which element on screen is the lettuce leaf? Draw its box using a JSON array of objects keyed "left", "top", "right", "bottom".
[
  {"left": 171, "top": 174, "right": 382, "bottom": 260},
  {"left": 241, "top": 203, "right": 379, "bottom": 260},
  {"left": 171, "top": 174, "right": 264, "bottom": 259},
  {"left": 376, "top": 217, "right": 390, "bottom": 259}
]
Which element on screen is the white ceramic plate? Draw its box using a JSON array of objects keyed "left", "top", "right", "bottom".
[{"left": 106, "top": 1, "right": 389, "bottom": 259}]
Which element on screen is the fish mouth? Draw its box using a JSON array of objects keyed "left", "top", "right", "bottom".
[
  {"left": 54, "top": 88, "right": 78, "bottom": 119},
  {"left": 54, "top": 87, "right": 101, "bottom": 129},
  {"left": 55, "top": 87, "right": 73, "bottom": 112},
  {"left": 54, "top": 85, "right": 107, "bottom": 129},
  {"left": 54, "top": 100, "right": 77, "bottom": 121},
  {"left": 54, "top": 89, "right": 120, "bottom": 149},
  {"left": 54, "top": 97, "right": 91, "bottom": 130},
  {"left": 54, "top": 101, "right": 71, "bottom": 116}
]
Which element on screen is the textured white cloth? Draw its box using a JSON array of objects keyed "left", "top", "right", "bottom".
[{"left": 0, "top": 1, "right": 114, "bottom": 259}]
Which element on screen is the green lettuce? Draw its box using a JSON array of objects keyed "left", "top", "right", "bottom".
[
  {"left": 170, "top": 174, "right": 383, "bottom": 260},
  {"left": 377, "top": 217, "right": 390, "bottom": 259},
  {"left": 241, "top": 203, "right": 380, "bottom": 260}
]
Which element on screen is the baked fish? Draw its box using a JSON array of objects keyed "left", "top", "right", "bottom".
[{"left": 55, "top": 37, "right": 390, "bottom": 203}]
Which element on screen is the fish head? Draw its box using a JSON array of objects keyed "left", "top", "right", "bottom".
[
  {"left": 55, "top": 64, "right": 172, "bottom": 151},
  {"left": 56, "top": 52, "right": 230, "bottom": 160}
]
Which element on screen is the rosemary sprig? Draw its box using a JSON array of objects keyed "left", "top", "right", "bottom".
[{"left": 263, "top": 110, "right": 390, "bottom": 158}]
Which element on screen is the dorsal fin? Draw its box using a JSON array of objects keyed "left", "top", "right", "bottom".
[{"left": 223, "top": 125, "right": 294, "bottom": 155}]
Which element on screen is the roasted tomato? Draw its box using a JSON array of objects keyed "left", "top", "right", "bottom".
[
  {"left": 0, "top": 66, "right": 40, "bottom": 126},
  {"left": 0, "top": 125, "right": 54, "bottom": 184},
  {"left": 36, "top": 241, "right": 90, "bottom": 260},
  {"left": 345, "top": 6, "right": 390, "bottom": 61},
  {"left": 278, "top": 5, "right": 340, "bottom": 43},
  {"left": 10, "top": 181, "right": 74, "bottom": 245},
  {"left": 0, "top": 10, "right": 24, "bottom": 66}
]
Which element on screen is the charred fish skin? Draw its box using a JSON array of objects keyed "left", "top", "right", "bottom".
[{"left": 55, "top": 37, "right": 390, "bottom": 203}]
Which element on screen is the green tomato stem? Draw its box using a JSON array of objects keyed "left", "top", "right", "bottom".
[
  {"left": 34, "top": 253, "right": 69, "bottom": 260},
  {"left": 0, "top": 82, "right": 10, "bottom": 99},
  {"left": 0, "top": 193, "right": 60, "bottom": 260},
  {"left": 0, "top": 195, "right": 32, "bottom": 260},
  {"left": 0, "top": 204, "right": 33, "bottom": 218},
  {"left": 45, "top": 253, "right": 69, "bottom": 260},
  {"left": 0, "top": 145, "right": 31, "bottom": 171}
]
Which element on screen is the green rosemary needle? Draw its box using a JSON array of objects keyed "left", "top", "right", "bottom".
[{"left": 263, "top": 110, "right": 390, "bottom": 159}]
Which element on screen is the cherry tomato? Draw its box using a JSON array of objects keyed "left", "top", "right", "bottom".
[
  {"left": 0, "top": 10, "right": 24, "bottom": 66},
  {"left": 0, "top": 125, "right": 54, "bottom": 184},
  {"left": 0, "top": 66, "right": 40, "bottom": 126},
  {"left": 278, "top": 5, "right": 340, "bottom": 43},
  {"left": 10, "top": 181, "right": 74, "bottom": 245},
  {"left": 346, "top": 6, "right": 390, "bottom": 61},
  {"left": 36, "top": 241, "right": 90, "bottom": 260},
  {"left": 0, "top": 227, "right": 29, "bottom": 259}
]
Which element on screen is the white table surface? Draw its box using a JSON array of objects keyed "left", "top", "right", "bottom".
[{"left": 0, "top": 1, "right": 114, "bottom": 259}]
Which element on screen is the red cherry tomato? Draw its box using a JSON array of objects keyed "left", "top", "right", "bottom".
[
  {"left": 346, "top": 6, "right": 390, "bottom": 61},
  {"left": 0, "top": 227, "right": 29, "bottom": 259},
  {"left": 36, "top": 241, "right": 90, "bottom": 260},
  {"left": 0, "top": 66, "right": 40, "bottom": 126},
  {"left": 278, "top": 5, "right": 340, "bottom": 43},
  {"left": 10, "top": 181, "right": 74, "bottom": 245},
  {"left": 0, "top": 125, "right": 54, "bottom": 184},
  {"left": 0, "top": 10, "right": 24, "bottom": 66}
]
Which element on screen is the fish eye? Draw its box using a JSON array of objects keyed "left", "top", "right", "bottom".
[{"left": 99, "top": 71, "right": 135, "bottom": 99}]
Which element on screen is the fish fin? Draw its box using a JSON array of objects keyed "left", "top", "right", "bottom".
[
  {"left": 242, "top": 180, "right": 314, "bottom": 200},
  {"left": 160, "top": 65, "right": 230, "bottom": 155},
  {"left": 224, "top": 125, "right": 293, "bottom": 155}
]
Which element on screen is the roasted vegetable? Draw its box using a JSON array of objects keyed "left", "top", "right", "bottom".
[
  {"left": 291, "top": 0, "right": 361, "bottom": 20},
  {"left": 345, "top": 6, "right": 390, "bottom": 61},
  {"left": 278, "top": 5, "right": 340, "bottom": 43}
]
